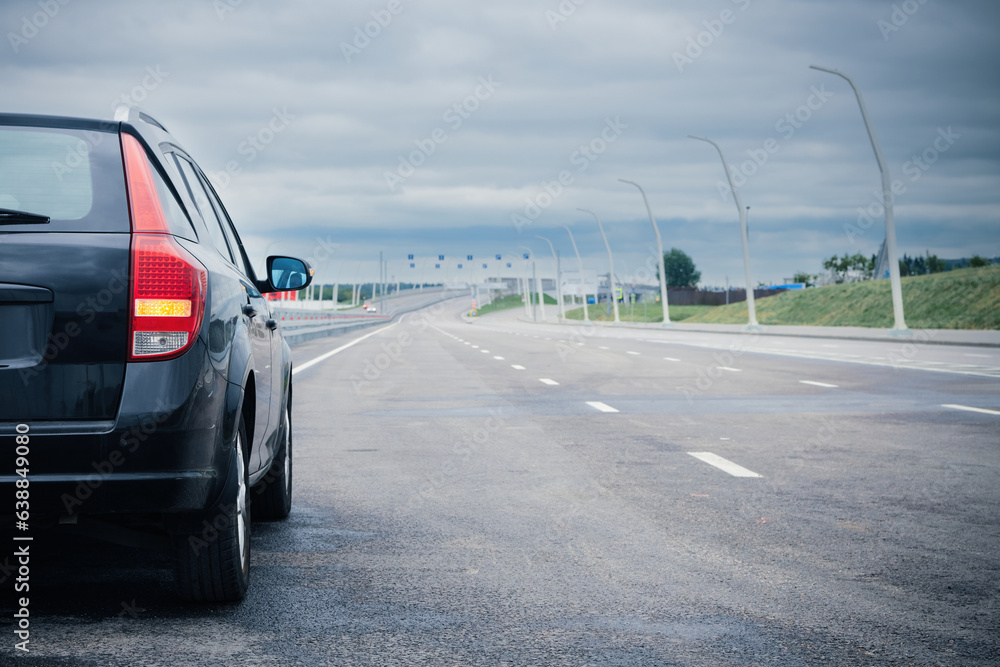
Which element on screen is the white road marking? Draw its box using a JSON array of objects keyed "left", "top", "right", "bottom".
[
  {"left": 494, "top": 356, "right": 505, "bottom": 360},
  {"left": 687, "top": 452, "right": 761, "bottom": 478},
  {"left": 511, "top": 365, "right": 526, "bottom": 370},
  {"left": 800, "top": 380, "right": 839, "bottom": 388},
  {"left": 663, "top": 357, "right": 681, "bottom": 362},
  {"left": 586, "top": 401, "right": 619, "bottom": 413},
  {"left": 598, "top": 346, "right": 610, "bottom": 350},
  {"left": 943, "top": 404, "right": 1000, "bottom": 416},
  {"left": 626, "top": 351, "right": 640, "bottom": 356},
  {"left": 539, "top": 378, "right": 560, "bottom": 386},
  {"left": 471, "top": 345, "right": 479, "bottom": 349},
  {"left": 293, "top": 323, "right": 399, "bottom": 375},
  {"left": 718, "top": 367, "right": 742, "bottom": 372}
]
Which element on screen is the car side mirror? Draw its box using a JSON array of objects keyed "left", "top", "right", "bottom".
[{"left": 264, "top": 256, "right": 313, "bottom": 293}]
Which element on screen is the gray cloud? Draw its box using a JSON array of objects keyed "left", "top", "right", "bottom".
[{"left": 3, "top": 0, "right": 998, "bottom": 286}]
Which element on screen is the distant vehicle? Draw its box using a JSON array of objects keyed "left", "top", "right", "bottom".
[
  {"left": 366, "top": 305, "right": 377, "bottom": 312},
  {"left": 0, "top": 108, "right": 313, "bottom": 602}
]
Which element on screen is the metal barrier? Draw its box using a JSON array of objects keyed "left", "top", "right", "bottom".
[{"left": 274, "top": 291, "right": 466, "bottom": 346}]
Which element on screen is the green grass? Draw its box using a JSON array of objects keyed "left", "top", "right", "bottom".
[
  {"left": 563, "top": 303, "right": 714, "bottom": 323},
  {"left": 474, "top": 293, "right": 557, "bottom": 316},
  {"left": 682, "top": 266, "right": 1000, "bottom": 329}
]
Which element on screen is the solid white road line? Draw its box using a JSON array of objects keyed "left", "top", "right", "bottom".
[
  {"left": 511, "top": 365, "right": 526, "bottom": 370},
  {"left": 687, "top": 452, "right": 762, "bottom": 478},
  {"left": 800, "top": 380, "right": 839, "bottom": 388},
  {"left": 539, "top": 378, "right": 560, "bottom": 386},
  {"left": 943, "top": 404, "right": 1000, "bottom": 416},
  {"left": 293, "top": 323, "right": 399, "bottom": 375},
  {"left": 586, "top": 401, "right": 619, "bottom": 413}
]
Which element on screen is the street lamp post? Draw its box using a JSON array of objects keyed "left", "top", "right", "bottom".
[
  {"left": 518, "top": 246, "right": 535, "bottom": 321},
  {"left": 577, "top": 208, "right": 620, "bottom": 324},
  {"left": 688, "top": 135, "right": 759, "bottom": 328},
  {"left": 619, "top": 179, "right": 671, "bottom": 325},
  {"left": 810, "top": 64, "right": 906, "bottom": 330},
  {"left": 559, "top": 224, "right": 589, "bottom": 322},
  {"left": 536, "top": 235, "right": 565, "bottom": 319}
]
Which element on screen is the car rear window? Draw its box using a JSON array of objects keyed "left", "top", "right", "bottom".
[{"left": 0, "top": 124, "right": 129, "bottom": 233}]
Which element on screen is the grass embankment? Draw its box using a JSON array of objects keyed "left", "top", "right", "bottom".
[
  {"left": 475, "top": 293, "right": 557, "bottom": 316},
  {"left": 563, "top": 303, "right": 714, "bottom": 323},
  {"left": 683, "top": 266, "right": 999, "bottom": 329}
]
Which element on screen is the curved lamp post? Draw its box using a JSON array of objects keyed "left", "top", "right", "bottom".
[
  {"left": 619, "top": 179, "right": 670, "bottom": 325},
  {"left": 577, "top": 208, "right": 620, "bottom": 324},
  {"left": 536, "top": 235, "right": 565, "bottom": 319},
  {"left": 559, "top": 224, "right": 589, "bottom": 322},
  {"left": 688, "top": 135, "right": 758, "bottom": 328},
  {"left": 810, "top": 64, "right": 906, "bottom": 330}
]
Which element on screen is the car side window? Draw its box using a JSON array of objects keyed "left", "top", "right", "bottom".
[
  {"left": 148, "top": 157, "right": 198, "bottom": 242},
  {"left": 171, "top": 154, "right": 236, "bottom": 265},
  {"left": 199, "top": 171, "right": 257, "bottom": 282}
]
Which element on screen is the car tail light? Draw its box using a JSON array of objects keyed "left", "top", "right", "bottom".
[{"left": 121, "top": 133, "right": 207, "bottom": 361}]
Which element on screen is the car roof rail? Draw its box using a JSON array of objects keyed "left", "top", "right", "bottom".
[{"left": 113, "top": 104, "right": 169, "bottom": 133}]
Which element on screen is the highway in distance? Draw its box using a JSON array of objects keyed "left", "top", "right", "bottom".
[{"left": 3, "top": 297, "right": 998, "bottom": 666}]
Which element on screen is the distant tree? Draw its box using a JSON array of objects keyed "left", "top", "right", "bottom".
[
  {"left": 900, "top": 252, "right": 947, "bottom": 277},
  {"left": 899, "top": 254, "right": 914, "bottom": 277},
  {"left": 970, "top": 255, "right": 989, "bottom": 268},
  {"left": 658, "top": 248, "right": 701, "bottom": 287},
  {"left": 793, "top": 271, "right": 816, "bottom": 287},
  {"left": 823, "top": 253, "right": 874, "bottom": 283},
  {"left": 926, "top": 251, "right": 946, "bottom": 274}
]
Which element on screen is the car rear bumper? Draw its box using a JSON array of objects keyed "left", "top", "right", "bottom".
[
  {"left": 0, "top": 344, "right": 238, "bottom": 520},
  {"left": 0, "top": 471, "right": 218, "bottom": 515}
]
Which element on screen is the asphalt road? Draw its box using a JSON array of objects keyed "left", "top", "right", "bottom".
[{"left": 2, "top": 299, "right": 998, "bottom": 666}]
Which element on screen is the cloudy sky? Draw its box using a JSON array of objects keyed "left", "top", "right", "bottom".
[{"left": 4, "top": 0, "right": 998, "bottom": 287}]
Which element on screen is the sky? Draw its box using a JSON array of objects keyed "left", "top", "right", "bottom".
[{"left": 3, "top": 0, "right": 999, "bottom": 288}]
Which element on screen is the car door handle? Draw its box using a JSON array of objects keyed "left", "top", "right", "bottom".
[
  {"left": 266, "top": 319, "right": 277, "bottom": 330},
  {"left": 242, "top": 304, "right": 257, "bottom": 318}
]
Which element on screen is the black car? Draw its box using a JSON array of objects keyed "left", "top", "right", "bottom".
[{"left": 0, "top": 107, "right": 312, "bottom": 601}]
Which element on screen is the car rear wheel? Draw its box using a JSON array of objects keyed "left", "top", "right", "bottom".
[
  {"left": 253, "top": 400, "right": 293, "bottom": 520},
  {"left": 173, "top": 412, "right": 251, "bottom": 602}
]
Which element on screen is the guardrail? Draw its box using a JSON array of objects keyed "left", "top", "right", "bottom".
[{"left": 274, "top": 290, "right": 467, "bottom": 346}]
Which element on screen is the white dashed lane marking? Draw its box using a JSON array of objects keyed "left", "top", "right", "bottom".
[
  {"left": 943, "top": 404, "right": 1000, "bottom": 416},
  {"left": 586, "top": 401, "right": 619, "bottom": 413},
  {"left": 800, "top": 380, "right": 839, "bottom": 388},
  {"left": 539, "top": 378, "right": 560, "bottom": 386},
  {"left": 688, "top": 452, "right": 761, "bottom": 478},
  {"left": 511, "top": 365, "right": 526, "bottom": 370}
]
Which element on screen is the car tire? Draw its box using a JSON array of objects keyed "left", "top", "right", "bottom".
[
  {"left": 253, "top": 399, "right": 293, "bottom": 520},
  {"left": 173, "top": 411, "right": 251, "bottom": 602}
]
